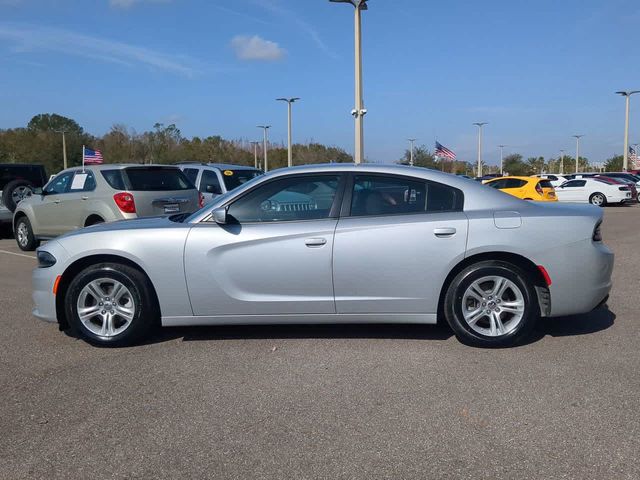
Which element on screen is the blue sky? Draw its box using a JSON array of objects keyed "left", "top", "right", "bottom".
[{"left": 1, "top": 0, "right": 639, "bottom": 165}]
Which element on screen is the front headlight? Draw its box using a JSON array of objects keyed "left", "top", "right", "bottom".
[{"left": 37, "top": 250, "right": 57, "bottom": 268}]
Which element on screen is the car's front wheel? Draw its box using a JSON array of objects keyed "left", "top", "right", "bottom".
[
  {"left": 444, "top": 260, "right": 539, "bottom": 347},
  {"left": 15, "top": 216, "right": 39, "bottom": 251},
  {"left": 65, "top": 263, "right": 158, "bottom": 347}
]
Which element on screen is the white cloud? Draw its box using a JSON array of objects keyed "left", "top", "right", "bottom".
[
  {"left": 109, "top": 0, "right": 171, "bottom": 9},
  {"left": 230, "top": 35, "right": 285, "bottom": 61},
  {"left": 0, "top": 23, "right": 200, "bottom": 76}
]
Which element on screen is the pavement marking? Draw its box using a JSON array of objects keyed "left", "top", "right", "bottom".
[{"left": 0, "top": 249, "right": 36, "bottom": 260}]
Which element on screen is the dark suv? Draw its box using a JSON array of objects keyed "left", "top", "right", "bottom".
[{"left": 0, "top": 164, "right": 48, "bottom": 224}]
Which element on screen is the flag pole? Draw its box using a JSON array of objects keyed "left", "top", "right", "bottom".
[{"left": 82, "top": 145, "right": 85, "bottom": 172}]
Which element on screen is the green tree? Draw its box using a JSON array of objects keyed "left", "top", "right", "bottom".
[
  {"left": 605, "top": 155, "right": 623, "bottom": 171},
  {"left": 27, "top": 113, "right": 83, "bottom": 135},
  {"left": 502, "top": 153, "right": 528, "bottom": 176}
]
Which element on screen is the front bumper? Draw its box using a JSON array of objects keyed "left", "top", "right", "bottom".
[{"left": 32, "top": 241, "right": 70, "bottom": 323}]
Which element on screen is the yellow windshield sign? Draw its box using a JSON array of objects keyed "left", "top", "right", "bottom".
[{"left": 223, "top": 170, "right": 234, "bottom": 176}]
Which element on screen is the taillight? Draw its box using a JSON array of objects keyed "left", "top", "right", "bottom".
[
  {"left": 593, "top": 222, "right": 602, "bottom": 242},
  {"left": 199, "top": 192, "right": 205, "bottom": 209},
  {"left": 535, "top": 183, "right": 543, "bottom": 196},
  {"left": 113, "top": 192, "right": 136, "bottom": 213}
]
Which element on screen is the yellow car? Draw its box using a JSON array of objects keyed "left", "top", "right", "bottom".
[{"left": 484, "top": 176, "right": 557, "bottom": 202}]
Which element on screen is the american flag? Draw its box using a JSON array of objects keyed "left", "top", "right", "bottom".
[
  {"left": 84, "top": 147, "right": 104, "bottom": 165},
  {"left": 435, "top": 141, "right": 456, "bottom": 160},
  {"left": 630, "top": 146, "right": 638, "bottom": 169}
]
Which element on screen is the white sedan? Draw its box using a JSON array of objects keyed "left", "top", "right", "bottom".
[
  {"left": 532, "top": 174, "right": 569, "bottom": 188},
  {"left": 555, "top": 178, "right": 632, "bottom": 206}
]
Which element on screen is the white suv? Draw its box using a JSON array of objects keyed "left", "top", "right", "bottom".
[{"left": 176, "top": 163, "right": 263, "bottom": 205}]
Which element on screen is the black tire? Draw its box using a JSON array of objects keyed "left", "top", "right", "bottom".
[
  {"left": 444, "top": 260, "right": 539, "bottom": 348},
  {"left": 2, "top": 179, "right": 34, "bottom": 212},
  {"left": 589, "top": 192, "right": 606, "bottom": 207},
  {"left": 14, "top": 215, "right": 39, "bottom": 251},
  {"left": 65, "top": 263, "right": 158, "bottom": 347}
]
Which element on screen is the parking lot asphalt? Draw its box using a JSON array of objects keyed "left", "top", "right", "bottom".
[{"left": 0, "top": 206, "right": 639, "bottom": 480}]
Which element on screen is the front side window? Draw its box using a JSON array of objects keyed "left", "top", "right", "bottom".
[
  {"left": 227, "top": 175, "right": 340, "bottom": 223},
  {"left": 45, "top": 171, "right": 74, "bottom": 194},
  {"left": 350, "top": 175, "right": 462, "bottom": 217},
  {"left": 200, "top": 170, "right": 222, "bottom": 195},
  {"left": 69, "top": 171, "right": 96, "bottom": 192},
  {"left": 183, "top": 168, "right": 199, "bottom": 185}
]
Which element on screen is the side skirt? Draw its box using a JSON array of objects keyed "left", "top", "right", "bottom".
[{"left": 162, "top": 313, "right": 438, "bottom": 327}]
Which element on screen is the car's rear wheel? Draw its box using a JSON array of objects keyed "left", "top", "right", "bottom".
[
  {"left": 589, "top": 192, "right": 606, "bottom": 207},
  {"left": 444, "top": 260, "right": 539, "bottom": 347},
  {"left": 2, "top": 179, "right": 35, "bottom": 212},
  {"left": 65, "top": 263, "right": 158, "bottom": 347},
  {"left": 15, "top": 216, "right": 39, "bottom": 251}
]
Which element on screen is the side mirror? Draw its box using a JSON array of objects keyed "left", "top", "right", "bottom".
[
  {"left": 212, "top": 207, "right": 227, "bottom": 224},
  {"left": 206, "top": 184, "right": 222, "bottom": 195}
]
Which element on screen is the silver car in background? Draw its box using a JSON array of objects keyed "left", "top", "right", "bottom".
[
  {"left": 177, "top": 162, "right": 263, "bottom": 204},
  {"left": 32, "top": 164, "right": 614, "bottom": 348},
  {"left": 14, "top": 164, "right": 201, "bottom": 251}
]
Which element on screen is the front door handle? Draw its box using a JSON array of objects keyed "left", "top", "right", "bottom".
[
  {"left": 305, "top": 238, "right": 327, "bottom": 247},
  {"left": 81, "top": 196, "right": 89, "bottom": 200},
  {"left": 434, "top": 227, "right": 456, "bottom": 238},
  {"left": 54, "top": 199, "right": 61, "bottom": 204}
]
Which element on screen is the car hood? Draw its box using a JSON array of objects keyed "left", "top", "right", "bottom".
[{"left": 59, "top": 215, "right": 190, "bottom": 239}]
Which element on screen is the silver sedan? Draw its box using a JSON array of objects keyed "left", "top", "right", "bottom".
[{"left": 32, "top": 164, "right": 614, "bottom": 347}]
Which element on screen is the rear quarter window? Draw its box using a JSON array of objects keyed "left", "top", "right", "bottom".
[
  {"left": 124, "top": 167, "right": 194, "bottom": 191},
  {"left": 101, "top": 170, "right": 126, "bottom": 190},
  {"left": 539, "top": 180, "right": 554, "bottom": 188}
]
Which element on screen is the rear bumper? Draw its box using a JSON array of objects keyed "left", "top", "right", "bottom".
[{"left": 541, "top": 240, "right": 614, "bottom": 317}]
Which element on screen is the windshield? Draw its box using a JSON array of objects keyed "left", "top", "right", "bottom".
[{"left": 221, "top": 169, "right": 263, "bottom": 191}]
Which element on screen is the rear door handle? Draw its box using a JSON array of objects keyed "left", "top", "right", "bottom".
[
  {"left": 434, "top": 227, "right": 456, "bottom": 238},
  {"left": 81, "top": 196, "right": 89, "bottom": 200},
  {"left": 305, "top": 238, "right": 327, "bottom": 247},
  {"left": 54, "top": 199, "right": 61, "bottom": 204}
]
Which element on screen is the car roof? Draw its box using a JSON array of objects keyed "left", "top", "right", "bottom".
[
  {"left": 176, "top": 162, "right": 261, "bottom": 171},
  {"left": 486, "top": 176, "right": 535, "bottom": 181},
  {"left": 59, "top": 164, "right": 181, "bottom": 172}
]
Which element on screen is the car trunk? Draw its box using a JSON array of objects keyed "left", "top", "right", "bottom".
[{"left": 121, "top": 166, "right": 199, "bottom": 217}]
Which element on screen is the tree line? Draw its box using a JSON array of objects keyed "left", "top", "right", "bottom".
[
  {"left": 398, "top": 144, "right": 626, "bottom": 175},
  {"left": 0, "top": 113, "right": 353, "bottom": 174}
]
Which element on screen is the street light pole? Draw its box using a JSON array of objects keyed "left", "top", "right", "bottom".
[
  {"left": 250, "top": 141, "right": 260, "bottom": 169},
  {"left": 407, "top": 138, "right": 416, "bottom": 166},
  {"left": 257, "top": 126, "right": 271, "bottom": 172},
  {"left": 498, "top": 144, "right": 505, "bottom": 175},
  {"left": 559, "top": 149, "right": 565, "bottom": 175},
  {"left": 573, "top": 135, "right": 584, "bottom": 173},
  {"left": 56, "top": 129, "right": 68, "bottom": 170},
  {"left": 330, "top": 0, "right": 369, "bottom": 164},
  {"left": 616, "top": 91, "right": 640, "bottom": 172},
  {"left": 276, "top": 97, "right": 300, "bottom": 167},
  {"left": 473, "top": 123, "right": 488, "bottom": 177}
]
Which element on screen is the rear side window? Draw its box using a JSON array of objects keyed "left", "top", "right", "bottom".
[
  {"left": 504, "top": 179, "right": 527, "bottom": 188},
  {"left": 124, "top": 167, "right": 193, "bottom": 191},
  {"left": 101, "top": 170, "right": 126, "bottom": 190},
  {"left": 350, "top": 175, "right": 462, "bottom": 217}
]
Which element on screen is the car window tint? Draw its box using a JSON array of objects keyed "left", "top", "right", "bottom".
[
  {"left": 101, "top": 170, "right": 126, "bottom": 190},
  {"left": 564, "top": 180, "right": 586, "bottom": 187},
  {"left": 124, "top": 167, "right": 192, "bottom": 191},
  {"left": 487, "top": 179, "right": 507, "bottom": 189},
  {"left": 69, "top": 171, "right": 96, "bottom": 192},
  {"left": 200, "top": 170, "right": 222, "bottom": 194},
  {"left": 45, "top": 171, "right": 74, "bottom": 194},
  {"left": 539, "top": 180, "right": 553, "bottom": 188},
  {"left": 351, "top": 175, "right": 462, "bottom": 216},
  {"left": 183, "top": 168, "right": 199, "bottom": 185},
  {"left": 222, "top": 169, "right": 263, "bottom": 190},
  {"left": 504, "top": 179, "right": 527, "bottom": 188},
  {"left": 227, "top": 175, "right": 339, "bottom": 223}
]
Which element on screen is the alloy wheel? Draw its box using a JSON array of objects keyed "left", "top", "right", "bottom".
[
  {"left": 16, "top": 222, "right": 29, "bottom": 248},
  {"left": 11, "top": 186, "right": 32, "bottom": 204},
  {"left": 461, "top": 275, "right": 526, "bottom": 337},
  {"left": 76, "top": 278, "right": 136, "bottom": 337}
]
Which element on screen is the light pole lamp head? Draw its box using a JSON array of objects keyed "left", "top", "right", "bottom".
[
  {"left": 473, "top": 122, "right": 488, "bottom": 128},
  {"left": 276, "top": 97, "right": 301, "bottom": 103},
  {"left": 329, "top": 0, "right": 368, "bottom": 10},
  {"left": 616, "top": 91, "right": 640, "bottom": 97}
]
